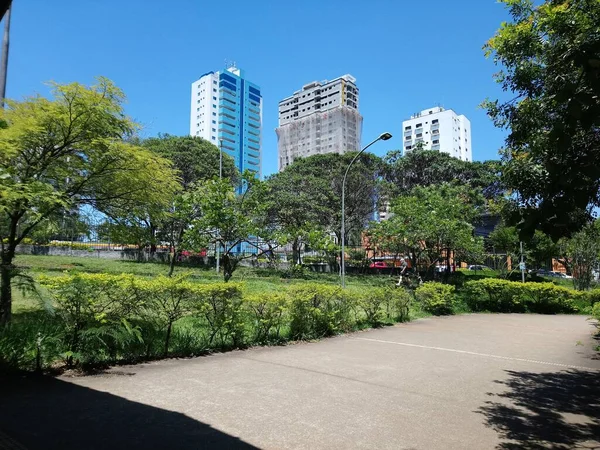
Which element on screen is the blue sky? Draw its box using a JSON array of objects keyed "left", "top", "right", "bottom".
[{"left": 9, "top": 0, "right": 510, "bottom": 177}]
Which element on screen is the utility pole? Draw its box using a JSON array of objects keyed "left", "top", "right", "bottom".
[{"left": 0, "top": 1, "right": 11, "bottom": 108}]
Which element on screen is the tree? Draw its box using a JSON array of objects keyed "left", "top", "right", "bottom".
[
  {"left": 484, "top": 0, "right": 600, "bottom": 240},
  {"left": 0, "top": 78, "right": 178, "bottom": 325},
  {"left": 263, "top": 152, "right": 382, "bottom": 264},
  {"left": 185, "top": 174, "right": 266, "bottom": 282},
  {"left": 368, "top": 184, "right": 484, "bottom": 278},
  {"left": 382, "top": 149, "right": 504, "bottom": 200},
  {"left": 104, "top": 135, "right": 238, "bottom": 272},
  {"left": 567, "top": 222, "right": 600, "bottom": 290}
]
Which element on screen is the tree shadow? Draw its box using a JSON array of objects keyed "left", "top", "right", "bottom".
[
  {"left": 477, "top": 369, "right": 600, "bottom": 449},
  {"left": 0, "top": 375, "right": 258, "bottom": 450}
]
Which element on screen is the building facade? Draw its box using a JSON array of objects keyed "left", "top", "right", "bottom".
[
  {"left": 190, "top": 66, "right": 262, "bottom": 177},
  {"left": 402, "top": 107, "right": 472, "bottom": 161},
  {"left": 276, "top": 74, "right": 363, "bottom": 171}
]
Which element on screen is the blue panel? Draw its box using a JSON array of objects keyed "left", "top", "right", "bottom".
[
  {"left": 249, "top": 86, "right": 261, "bottom": 96},
  {"left": 220, "top": 72, "right": 237, "bottom": 84},
  {"left": 219, "top": 80, "right": 237, "bottom": 91},
  {"left": 249, "top": 93, "right": 261, "bottom": 103}
]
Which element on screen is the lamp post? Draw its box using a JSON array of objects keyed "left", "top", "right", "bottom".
[
  {"left": 341, "top": 132, "right": 392, "bottom": 288},
  {"left": 216, "top": 139, "right": 223, "bottom": 274}
]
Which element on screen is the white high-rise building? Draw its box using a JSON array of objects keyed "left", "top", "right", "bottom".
[
  {"left": 402, "top": 107, "right": 472, "bottom": 161},
  {"left": 190, "top": 65, "right": 262, "bottom": 178},
  {"left": 276, "top": 74, "right": 363, "bottom": 171}
]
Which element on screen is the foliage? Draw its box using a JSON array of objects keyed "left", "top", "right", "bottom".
[
  {"left": 192, "top": 283, "right": 244, "bottom": 347},
  {"left": 592, "top": 302, "right": 600, "bottom": 322},
  {"left": 245, "top": 292, "right": 288, "bottom": 343},
  {"left": 484, "top": 0, "right": 600, "bottom": 239},
  {"left": 382, "top": 149, "right": 504, "bottom": 200},
  {"left": 185, "top": 174, "right": 266, "bottom": 281},
  {"left": 464, "top": 279, "right": 582, "bottom": 314},
  {"left": 0, "top": 78, "right": 178, "bottom": 325},
  {"left": 567, "top": 222, "right": 600, "bottom": 290},
  {"left": 367, "top": 184, "right": 484, "bottom": 275},
  {"left": 287, "top": 283, "right": 351, "bottom": 340},
  {"left": 263, "top": 152, "right": 382, "bottom": 264},
  {"left": 415, "top": 282, "right": 456, "bottom": 315}
]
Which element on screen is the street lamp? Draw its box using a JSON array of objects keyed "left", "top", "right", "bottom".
[{"left": 341, "top": 132, "right": 392, "bottom": 288}]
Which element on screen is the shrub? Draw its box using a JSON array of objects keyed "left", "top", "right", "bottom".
[
  {"left": 192, "top": 283, "right": 245, "bottom": 348},
  {"left": 245, "top": 292, "right": 288, "bottom": 343},
  {"left": 39, "top": 273, "right": 143, "bottom": 365},
  {"left": 385, "top": 287, "right": 412, "bottom": 322},
  {"left": 464, "top": 278, "right": 526, "bottom": 313},
  {"left": 592, "top": 302, "right": 600, "bottom": 321},
  {"left": 464, "top": 279, "right": 580, "bottom": 314},
  {"left": 287, "top": 283, "right": 351, "bottom": 339},
  {"left": 415, "top": 282, "right": 455, "bottom": 315}
]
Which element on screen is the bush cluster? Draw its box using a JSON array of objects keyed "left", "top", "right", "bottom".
[
  {"left": 1, "top": 274, "right": 412, "bottom": 372},
  {"left": 463, "top": 279, "right": 590, "bottom": 313},
  {"left": 415, "top": 282, "right": 456, "bottom": 315}
]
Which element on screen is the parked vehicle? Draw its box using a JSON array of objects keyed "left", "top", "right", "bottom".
[
  {"left": 551, "top": 271, "right": 573, "bottom": 279},
  {"left": 468, "top": 265, "right": 490, "bottom": 271},
  {"left": 369, "top": 261, "right": 388, "bottom": 269}
]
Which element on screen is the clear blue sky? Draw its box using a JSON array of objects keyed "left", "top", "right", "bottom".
[{"left": 9, "top": 0, "right": 510, "bottom": 177}]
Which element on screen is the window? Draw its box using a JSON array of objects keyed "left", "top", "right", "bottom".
[
  {"left": 416, "top": 123, "right": 422, "bottom": 128},
  {"left": 212, "top": 112, "right": 216, "bottom": 116},
  {"left": 197, "top": 108, "right": 200, "bottom": 112},
  {"left": 405, "top": 136, "right": 411, "bottom": 141},
  {"left": 432, "top": 119, "right": 439, "bottom": 124},
  {"left": 212, "top": 128, "right": 216, "bottom": 132},
  {"left": 213, "top": 80, "right": 217, "bottom": 84},
  {"left": 405, "top": 126, "right": 411, "bottom": 130},
  {"left": 212, "top": 120, "right": 216, "bottom": 124},
  {"left": 432, "top": 140, "right": 439, "bottom": 144},
  {"left": 213, "top": 96, "right": 217, "bottom": 100},
  {"left": 213, "top": 88, "right": 216, "bottom": 92},
  {"left": 213, "top": 104, "right": 216, "bottom": 108},
  {"left": 416, "top": 133, "right": 422, "bottom": 138},
  {"left": 212, "top": 136, "right": 216, "bottom": 140},
  {"left": 405, "top": 145, "right": 412, "bottom": 150}
]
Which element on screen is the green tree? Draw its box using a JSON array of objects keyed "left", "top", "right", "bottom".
[
  {"left": 263, "top": 152, "right": 382, "bottom": 264},
  {"left": 484, "top": 0, "right": 600, "bottom": 240},
  {"left": 185, "top": 174, "right": 266, "bottom": 281},
  {"left": 369, "top": 184, "right": 484, "bottom": 278},
  {"left": 382, "top": 149, "right": 504, "bottom": 200},
  {"left": 567, "top": 222, "right": 600, "bottom": 290},
  {"left": 104, "top": 135, "right": 238, "bottom": 268},
  {"left": 0, "top": 78, "right": 177, "bottom": 325}
]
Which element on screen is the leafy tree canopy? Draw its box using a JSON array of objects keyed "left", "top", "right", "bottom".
[{"left": 484, "top": 0, "right": 600, "bottom": 240}]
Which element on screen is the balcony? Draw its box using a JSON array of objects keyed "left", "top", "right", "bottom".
[
  {"left": 431, "top": 123, "right": 440, "bottom": 131},
  {"left": 219, "top": 121, "right": 237, "bottom": 134},
  {"left": 219, "top": 100, "right": 236, "bottom": 112},
  {"left": 432, "top": 144, "right": 441, "bottom": 150},
  {"left": 404, "top": 130, "right": 412, "bottom": 137}
]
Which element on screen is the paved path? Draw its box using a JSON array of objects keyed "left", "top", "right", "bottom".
[{"left": 1, "top": 314, "right": 599, "bottom": 449}]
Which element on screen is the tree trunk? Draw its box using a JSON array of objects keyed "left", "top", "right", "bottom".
[
  {"left": 164, "top": 321, "right": 172, "bottom": 357},
  {"left": 292, "top": 238, "right": 300, "bottom": 266},
  {"left": 223, "top": 253, "right": 236, "bottom": 282},
  {"left": 168, "top": 250, "right": 177, "bottom": 277}
]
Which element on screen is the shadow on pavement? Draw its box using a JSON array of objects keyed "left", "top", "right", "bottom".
[
  {"left": 0, "top": 375, "right": 258, "bottom": 450},
  {"left": 478, "top": 369, "right": 600, "bottom": 449}
]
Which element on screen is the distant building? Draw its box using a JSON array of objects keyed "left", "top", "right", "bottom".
[
  {"left": 276, "top": 74, "right": 363, "bottom": 171},
  {"left": 402, "top": 107, "right": 472, "bottom": 161},
  {"left": 190, "top": 65, "right": 262, "bottom": 177}
]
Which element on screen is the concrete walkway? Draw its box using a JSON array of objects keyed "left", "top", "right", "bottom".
[{"left": 1, "top": 314, "right": 599, "bottom": 449}]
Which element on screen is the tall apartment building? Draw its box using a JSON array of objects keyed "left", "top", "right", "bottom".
[
  {"left": 276, "top": 74, "right": 363, "bottom": 171},
  {"left": 402, "top": 107, "right": 472, "bottom": 162},
  {"left": 190, "top": 65, "right": 262, "bottom": 177}
]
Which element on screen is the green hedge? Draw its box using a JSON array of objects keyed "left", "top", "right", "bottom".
[
  {"left": 1, "top": 275, "right": 413, "bottom": 372},
  {"left": 464, "top": 279, "right": 586, "bottom": 314},
  {"left": 415, "top": 282, "right": 456, "bottom": 315}
]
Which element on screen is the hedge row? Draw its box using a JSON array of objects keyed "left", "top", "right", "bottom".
[
  {"left": 463, "top": 279, "right": 594, "bottom": 314},
  {"left": 0, "top": 273, "right": 411, "bottom": 372}
]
